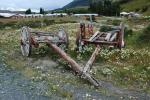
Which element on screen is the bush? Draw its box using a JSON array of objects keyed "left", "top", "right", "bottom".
[
  {"left": 137, "top": 24, "right": 150, "bottom": 45},
  {"left": 17, "top": 19, "right": 55, "bottom": 28},
  {"left": 43, "top": 19, "right": 55, "bottom": 26},
  {"left": 112, "top": 20, "right": 121, "bottom": 26},
  {"left": 106, "top": 19, "right": 121, "bottom": 26},
  {"left": 0, "top": 18, "right": 75, "bottom": 30},
  {"left": 86, "top": 15, "right": 96, "bottom": 22},
  {"left": 16, "top": 20, "right": 43, "bottom": 28},
  {"left": 56, "top": 20, "right": 76, "bottom": 24},
  {"left": 0, "top": 21, "right": 16, "bottom": 29},
  {"left": 0, "top": 22, "right": 5, "bottom": 29},
  {"left": 100, "top": 25, "right": 112, "bottom": 32},
  {"left": 141, "top": 6, "right": 148, "bottom": 13},
  {"left": 124, "top": 28, "right": 133, "bottom": 38}
]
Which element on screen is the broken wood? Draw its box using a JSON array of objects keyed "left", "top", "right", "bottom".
[
  {"left": 20, "top": 26, "right": 69, "bottom": 56},
  {"left": 83, "top": 45, "right": 101, "bottom": 73},
  {"left": 76, "top": 22, "right": 125, "bottom": 51}
]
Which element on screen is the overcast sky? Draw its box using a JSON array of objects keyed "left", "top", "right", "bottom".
[{"left": 0, "top": 0, "right": 73, "bottom": 12}]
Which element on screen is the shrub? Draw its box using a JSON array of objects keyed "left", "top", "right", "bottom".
[
  {"left": 16, "top": 20, "right": 43, "bottom": 28},
  {"left": 86, "top": 15, "right": 96, "bottom": 22},
  {"left": 137, "top": 24, "right": 150, "bottom": 45},
  {"left": 0, "top": 21, "right": 17, "bottom": 29},
  {"left": 100, "top": 25, "right": 112, "bottom": 32},
  {"left": 43, "top": 19, "right": 55, "bottom": 26},
  {"left": 124, "top": 28, "right": 133, "bottom": 38},
  {"left": 0, "top": 22, "right": 5, "bottom": 29},
  {"left": 141, "top": 6, "right": 148, "bottom": 13},
  {"left": 112, "top": 20, "right": 121, "bottom": 26},
  {"left": 27, "top": 20, "right": 42, "bottom": 28},
  {"left": 106, "top": 19, "right": 121, "bottom": 26}
]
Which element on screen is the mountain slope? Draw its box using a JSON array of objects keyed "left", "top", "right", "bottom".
[
  {"left": 63, "top": 0, "right": 90, "bottom": 9},
  {"left": 63, "top": 0, "right": 120, "bottom": 9},
  {"left": 121, "top": 0, "right": 150, "bottom": 15},
  {"left": 63, "top": 0, "right": 150, "bottom": 15}
]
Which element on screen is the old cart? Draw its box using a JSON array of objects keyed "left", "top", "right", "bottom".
[
  {"left": 20, "top": 26, "right": 100, "bottom": 87},
  {"left": 76, "top": 23, "right": 125, "bottom": 51},
  {"left": 76, "top": 22, "right": 125, "bottom": 73},
  {"left": 20, "top": 20, "right": 125, "bottom": 87},
  {"left": 20, "top": 26, "right": 69, "bottom": 56}
]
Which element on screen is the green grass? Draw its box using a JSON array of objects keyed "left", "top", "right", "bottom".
[
  {"left": 0, "top": 16, "right": 150, "bottom": 95},
  {"left": 121, "top": 0, "right": 150, "bottom": 15},
  {"left": 0, "top": 17, "right": 78, "bottom": 29}
]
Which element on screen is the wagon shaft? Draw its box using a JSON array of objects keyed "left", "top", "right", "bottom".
[
  {"left": 83, "top": 45, "right": 101, "bottom": 73},
  {"left": 45, "top": 39, "right": 100, "bottom": 87},
  {"left": 45, "top": 39, "right": 82, "bottom": 72}
]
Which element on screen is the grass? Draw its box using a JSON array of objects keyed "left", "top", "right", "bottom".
[
  {"left": 0, "top": 16, "right": 78, "bottom": 24},
  {"left": 0, "top": 16, "right": 150, "bottom": 98},
  {"left": 0, "top": 16, "right": 78, "bottom": 29},
  {"left": 121, "top": 0, "right": 150, "bottom": 15}
]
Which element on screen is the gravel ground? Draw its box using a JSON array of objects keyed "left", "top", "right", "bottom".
[{"left": 0, "top": 60, "right": 50, "bottom": 100}]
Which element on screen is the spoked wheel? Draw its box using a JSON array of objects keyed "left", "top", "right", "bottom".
[
  {"left": 20, "top": 26, "right": 32, "bottom": 57},
  {"left": 119, "top": 23, "right": 125, "bottom": 49},
  {"left": 57, "top": 28, "right": 69, "bottom": 51}
]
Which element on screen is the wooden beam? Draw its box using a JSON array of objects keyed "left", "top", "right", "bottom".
[
  {"left": 83, "top": 45, "right": 101, "bottom": 73},
  {"left": 45, "top": 39, "right": 100, "bottom": 87},
  {"left": 83, "top": 39, "right": 118, "bottom": 45}
]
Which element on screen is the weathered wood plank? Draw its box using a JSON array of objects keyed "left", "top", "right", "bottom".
[{"left": 83, "top": 45, "right": 101, "bottom": 73}]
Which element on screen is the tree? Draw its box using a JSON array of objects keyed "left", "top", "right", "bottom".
[
  {"left": 112, "top": 1, "right": 121, "bottom": 16},
  {"left": 119, "top": 0, "right": 132, "bottom": 4},
  {"left": 103, "top": 0, "right": 112, "bottom": 16},
  {"left": 89, "top": 0, "right": 121, "bottom": 16},
  {"left": 25, "top": 8, "right": 32, "bottom": 14},
  {"left": 40, "top": 8, "right": 45, "bottom": 14},
  {"left": 97, "top": 1, "right": 104, "bottom": 15}
]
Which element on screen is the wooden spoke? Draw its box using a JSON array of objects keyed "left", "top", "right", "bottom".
[
  {"left": 120, "top": 22, "right": 125, "bottom": 48},
  {"left": 57, "top": 28, "right": 69, "bottom": 50}
]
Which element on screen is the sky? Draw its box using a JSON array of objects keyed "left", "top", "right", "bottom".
[{"left": 0, "top": 0, "right": 73, "bottom": 12}]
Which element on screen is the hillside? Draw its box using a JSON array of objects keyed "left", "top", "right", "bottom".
[
  {"left": 63, "top": 0, "right": 121, "bottom": 9},
  {"left": 63, "top": 0, "right": 150, "bottom": 15},
  {"left": 63, "top": 0, "right": 90, "bottom": 9},
  {"left": 121, "top": 0, "right": 150, "bottom": 15}
]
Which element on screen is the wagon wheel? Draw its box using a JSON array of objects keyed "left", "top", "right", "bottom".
[
  {"left": 76, "top": 32, "right": 84, "bottom": 52},
  {"left": 57, "top": 28, "right": 69, "bottom": 50},
  {"left": 119, "top": 23, "right": 125, "bottom": 49},
  {"left": 20, "top": 26, "right": 32, "bottom": 57}
]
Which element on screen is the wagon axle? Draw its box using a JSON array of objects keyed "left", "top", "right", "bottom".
[{"left": 20, "top": 26, "right": 69, "bottom": 56}]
